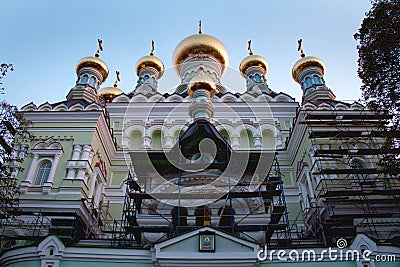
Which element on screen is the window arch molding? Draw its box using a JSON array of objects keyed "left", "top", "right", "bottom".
[
  {"left": 215, "top": 124, "right": 234, "bottom": 145},
  {"left": 146, "top": 125, "right": 168, "bottom": 150},
  {"left": 234, "top": 124, "right": 258, "bottom": 138},
  {"left": 146, "top": 125, "right": 168, "bottom": 139},
  {"left": 258, "top": 123, "right": 279, "bottom": 150},
  {"left": 20, "top": 137, "right": 64, "bottom": 194},
  {"left": 122, "top": 125, "right": 145, "bottom": 149}
]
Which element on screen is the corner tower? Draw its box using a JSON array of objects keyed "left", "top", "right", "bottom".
[
  {"left": 134, "top": 41, "right": 164, "bottom": 95},
  {"left": 239, "top": 40, "right": 271, "bottom": 94},
  {"left": 67, "top": 39, "right": 109, "bottom": 103},
  {"left": 292, "top": 39, "right": 335, "bottom": 103}
]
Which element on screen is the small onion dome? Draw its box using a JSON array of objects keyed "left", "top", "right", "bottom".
[
  {"left": 76, "top": 56, "right": 109, "bottom": 80},
  {"left": 173, "top": 34, "right": 229, "bottom": 75},
  {"left": 239, "top": 54, "right": 269, "bottom": 77},
  {"left": 187, "top": 71, "right": 216, "bottom": 98},
  {"left": 292, "top": 56, "right": 325, "bottom": 83},
  {"left": 135, "top": 55, "right": 165, "bottom": 78},
  {"left": 98, "top": 86, "right": 123, "bottom": 102}
]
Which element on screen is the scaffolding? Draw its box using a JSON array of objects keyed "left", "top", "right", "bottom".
[
  {"left": 113, "top": 119, "right": 291, "bottom": 248},
  {"left": 300, "top": 107, "right": 400, "bottom": 246},
  {"left": 0, "top": 199, "right": 114, "bottom": 251},
  {"left": 0, "top": 211, "right": 84, "bottom": 250}
]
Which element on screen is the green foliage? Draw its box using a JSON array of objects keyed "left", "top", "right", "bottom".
[{"left": 354, "top": 0, "right": 400, "bottom": 173}]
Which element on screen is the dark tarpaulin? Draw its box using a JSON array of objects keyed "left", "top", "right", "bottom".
[{"left": 171, "top": 119, "right": 231, "bottom": 161}]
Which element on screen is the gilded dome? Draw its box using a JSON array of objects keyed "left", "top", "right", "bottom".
[
  {"left": 173, "top": 34, "right": 229, "bottom": 75},
  {"left": 135, "top": 55, "right": 164, "bottom": 78},
  {"left": 76, "top": 56, "right": 109, "bottom": 80},
  {"left": 187, "top": 71, "right": 216, "bottom": 98},
  {"left": 98, "top": 86, "right": 123, "bottom": 101},
  {"left": 239, "top": 54, "right": 268, "bottom": 76},
  {"left": 292, "top": 56, "right": 325, "bottom": 83}
]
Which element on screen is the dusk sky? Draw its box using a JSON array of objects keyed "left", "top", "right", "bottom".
[{"left": 1, "top": 0, "right": 372, "bottom": 108}]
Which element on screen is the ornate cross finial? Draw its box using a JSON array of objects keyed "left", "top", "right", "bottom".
[
  {"left": 114, "top": 71, "right": 120, "bottom": 87},
  {"left": 95, "top": 39, "right": 103, "bottom": 57},
  {"left": 248, "top": 40, "right": 253, "bottom": 55},
  {"left": 150, "top": 40, "right": 155, "bottom": 56},
  {"left": 297, "top": 39, "right": 305, "bottom": 58},
  {"left": 199, "top": 20, "right": 202, "bottom": 34}
]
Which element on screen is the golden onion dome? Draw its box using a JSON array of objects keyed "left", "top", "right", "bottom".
[
  {"left": 239, "top": 54, "right": 269, "bottom": 76},
  {"left": 292, "top": 56, "right": 325, "bottom": 83},
  {"left": 98, "top": 86, "right": 123, "bottom": 101},
  {"left": 187, "top": 70, "right": 216, "bottom": 98},
  {"left": 135, "top": 55, "right": 164, "bottom": 78},
  {"left": 99, "top": 71, "right": 122, "bottom": 101},
  {"left": 76, "top": 56, "right": 109, "bottom": 80},
  {"left": 173, "top": 34, "right": 229, "bottom": 75}
]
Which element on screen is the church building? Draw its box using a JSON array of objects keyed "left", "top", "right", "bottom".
[{"left": 1, "top": 27, "right": 399, "bottom": 267}]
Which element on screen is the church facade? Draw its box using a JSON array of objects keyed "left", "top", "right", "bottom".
[{"left": 1, "top": 30, "right": 399, "bottom": 267}]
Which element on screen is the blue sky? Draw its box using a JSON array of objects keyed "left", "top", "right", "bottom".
[{"left": 1, "top": 0, "right": 371, "bottom": 108}]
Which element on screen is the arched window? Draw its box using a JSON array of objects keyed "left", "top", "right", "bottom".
[
  {"left": 80, "top": 75, "right": 88, "bottom": 84},
  {"left": 313, "top": 75, "right": 321, "bottom": 84},
  {"left": 219, "top": 129, "right": 230, "bottom": 145},
  {"left": 89, "top": 77, "right": 96, "bottom": 87},
  {"left": 305, "top": 77, "right": 312, "bottom": 88},
  {"left": 129, "top": 130, "right": 143, "bottom": 150},
  {"left": 240, "top": 129, "right": 254, "bottom": 149},
  {"left": 151, "top": 130, "right": 163, "bottom": 150},
  {"left": 255, "top": 74, "right": 262, "bottom": 83},
  {"left": 262, "top": 130, "right": 275, "bottom": 149},
  {"left": 34, "top": 161, "right": 52, "bottom": 186},
  {"left": 143, "top": 75, "right": 149, "bottom": 82}
]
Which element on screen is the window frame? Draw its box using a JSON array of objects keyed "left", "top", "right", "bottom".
[
  {"left": 34, "top": 160, "right": 53, "bottom": 186},
  {"left": 89, "top": 76, "right": 96, "bottom": 87},
  {"left": 80, "top": 74, "right": 89, "bottom": 84}
]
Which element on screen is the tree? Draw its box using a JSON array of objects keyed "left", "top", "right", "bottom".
[
  {"left": 0, "top": 63, "right": 14, "bottom": 94},
  {"left": 354, "top": 0, "right": 400, "bottom": 174},
  {"left": 0, "top": 64, "right": 32, "bottom": 220}
]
